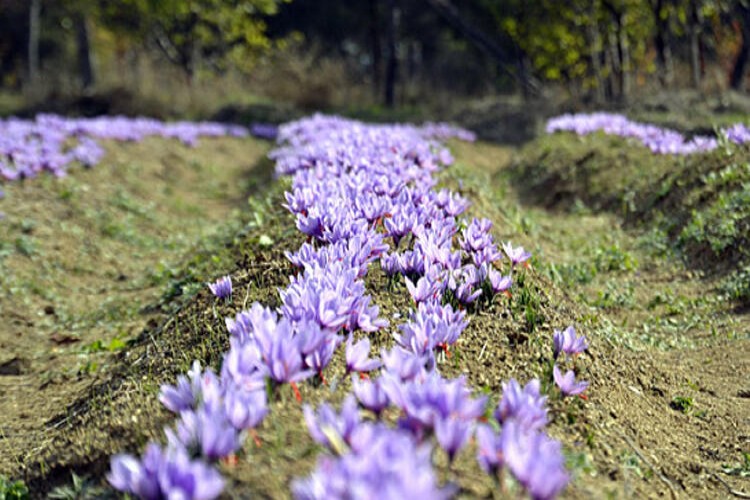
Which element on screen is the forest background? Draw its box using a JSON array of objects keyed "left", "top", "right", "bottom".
[{"left": 2, "top": 0, "right": 750, "bottom": 129}]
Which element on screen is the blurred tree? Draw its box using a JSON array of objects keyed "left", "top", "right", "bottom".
[
  {"left": 731, "top": 1, "right": 750, "bottom": 89},
  {"left": 143, "top": 0, "right": 285, "bottom": 80},
  {"left": 28, "top": 0, "right": 41, "bottom": 85}
]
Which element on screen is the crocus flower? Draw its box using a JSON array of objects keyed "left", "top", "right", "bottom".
[
  {"left": 404, "top": 275, "right": 440, "bottom": 304},
  {"left": 501, "top": 420, "right": 569, "bottom": 500},
  {"left": 475, "top": 424, "right": 503, "bottom": 475},
  {"left": 108, "top": 443, "right": 224, "bottom": 500},
  {"left": 303, "top": 395, "right": 361, "bottom": 451},
  {"left": 489, "top": 269, "right": 512, "bottom": 295},
  {"left": 261, "top": 320, "right": 314, "bottom": 384},
  {"left": 169, "top": 406, "right": 240, "bottom": 461},
  {"left": 553, "top": 326, "right": 588, "bottom": 359},
  {"left": 208, "top": 275, "right": 232, "bottom": 299},
  {"left": 223, "top": 382, "right": 268, "bottom": 430},
  {"left": 352, "top": 376, "right": 390, "bottom": 417},
  {"left": 434, "top": 416, "right": 473, "bottom": 462},
  {"left": 503, "top": 242, "right": 531, "bottom": 267},
  {"left": 553, "top": 365, "right": 589, "bottom": 397},
  {"left": 108, "top": 443, "right": 162, "bottom": 499},
  {"left": 495, "top": 379, "right": 548, "bottom": 431},
  {"left": 159, "top": 361, "right": 207, "bottom": 413},
  {"left": 381, "top": 346, "right": 428, "bottom": 382},
  {"left": 345, "top": 335, "right": 382, "bottom": 374},
  {"left": 157, "top": 447, "right": 225, "bottom": 500}
]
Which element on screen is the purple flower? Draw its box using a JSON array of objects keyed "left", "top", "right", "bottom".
[
  {"left": 304, "top": 335, "right": 341, "bottom": 374},
  {"left": 221, "top": 338, "right": 267, "bottom": 392},
  {"left": 501, "top": 420, "right": 569, "bottom": 500},
  {"left": 159, "top": 361, "right": 212, "bottom": 413},
  {"left": 345, "top": 335, "right": 381, "bottom": 374},
  {"left": 553, "top": 326, "right": 588, "bottom": 359},
  {"left": 489, "top": 269, "right": 512, "bottom": 295},
  {"left": 404, "top": 275, "right": 440, "bottom": 304},
  {"left": 169, "top": 406, "right": 240, "bottom": 461},
  {"left": 553, "top": 365, "right": 589, "bottom": 397},
  {"left": 460, "top": 218, "right": 494, "bottom": 252},
  {"left": 352, "top": 376, "right": 390, "bottom": 417},
  {"left": 250, "top": 123, "right": 279, "bottom": 140},
  {"left": 208, "top": 275, "right": 232, "bottom": 299},
  {"left": 108, "top": 443, "right": 224, "bottom": 500},
  {"left": 381, "top": 346, "right": 429, "bottom": 382},
  {"left": 434, "top": 416, "right": 473, "bottom": 462},
  {"left": 303, "top": 395, "right": 361, "bottom": 451},
  {"left": 503, "top": 242, "right": 532, "bottom": 267},
  {"left": 475, "top": 424, "right": 503, "bottom": 475},
  {"left": 108, "top": 444, "right": 162, "bottom": 499},
  {"left": 223, "top": 382, "right": 268, "bottom": 430},
  {"left": 157, "top": 447, "right": 225, "bottom": 500},
  {"left": 495, "top": 379, "right": 548, "bottom": 431},
  {"left": 292, "top": 422, "right": 453, "bottom": 500},
  {"left": 257, "top": 319, "right": 314, "bottom": 384}
]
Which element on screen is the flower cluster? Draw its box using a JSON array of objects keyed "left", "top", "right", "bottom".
[
  {"left": 0, "top": 114, "right": 247, "bottom": 183},
  {"left": 109, "top": 360, "right": 267, "bottom": 498},
  {"left": 109, "top": 113, "right": 574, "bottom": 499},
  {"left": 546, "top": 112, "right": 718, "bottom": 155},
  {"left": 272, "top": 114, "right": 569, "bottom": 499},
  {"left": 552, "top": 326, "right": 590, "bottom": 397}
]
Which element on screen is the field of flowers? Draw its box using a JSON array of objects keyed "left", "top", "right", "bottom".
[{"left": 2, "top": 112, "right": 748, "bottom": 499}]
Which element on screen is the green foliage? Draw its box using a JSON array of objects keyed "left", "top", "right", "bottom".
[
  {"left": 680, "top": 183, "right": 750, "bottom": 254},
  {"left": 0, "top": 476, "right": 29, "bottom": 500},
  {"left": 48, "top": 472, "right": 103, "bottom": 499},
  {"left": 721, "top": 265, "right": 750, "bottom": 302},
  {"left": 722, "top": 452, "right": 750, "bottom": 478},
  {"left": 512, "top": 270, "right": 544, "bottom": 333},
  {"left": 670, "top": 395, "right": 694, "bottom": 413}
]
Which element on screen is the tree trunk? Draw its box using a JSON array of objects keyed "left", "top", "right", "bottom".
[
  {"left": 688, "top": 0, "right": 702, "bottom": 89},
  {"left": 369, "top": 0, "right": 382, "bottom": 99},
  {"left": 618, "top": 11, "right": 631, "bottom": 101},
  {"left": 76, "top": 14, "right": 95, "bottom": 90},
  {"left": 587, "top": 12, "right": 606, "bottom": 104},
  {"left": 384, "top": 0, "right": 398, "bottom": 107},
  {"left": 730, "top": 3, "right": 750, "bottom": 90},
  {"left": 652, "top": 0, "right": 674, "bottom": 87},
  {"left": 28, "top": 0, "right": 41, "bottom": 85},
  {"left": 608, "top": 29, "right": 621, "bottom": 100},
  {"left": 422, "top": 0, "right": 540, "bottom": 95}
]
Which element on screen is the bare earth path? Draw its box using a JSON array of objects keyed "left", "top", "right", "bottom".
[{"left": 0, "top": 137, "right": 270, "bottom": 476}]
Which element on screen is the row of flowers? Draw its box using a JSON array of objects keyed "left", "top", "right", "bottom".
[
  {"left": 108, "top": 114, "right": 590, "bottom": 499},
  {"left": 0, "top": 114, "right": 249, "bottom": 188},
  {"left": 546, "top": 112, "right": 750, "bottom": 155}
]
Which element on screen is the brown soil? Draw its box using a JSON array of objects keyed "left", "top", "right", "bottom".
[{"left": 0, "top": 136, "right": 270, "bottom": 481}]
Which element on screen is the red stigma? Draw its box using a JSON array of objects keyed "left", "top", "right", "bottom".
[{"left": 291, "top": 382, "right": 302, "bottom": 403}]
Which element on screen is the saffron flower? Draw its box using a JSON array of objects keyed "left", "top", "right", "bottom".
[
  {"left": 489, "top": 269, "right": 512, "bottom": 295},
  {"left": 475, "top": 424, "right": 503, "bottom": 475},
  {"left": 345, "top": 335, "right": 382, "bottom": 374},
  {"left": 501, "top": 420, "right": 569, "bottom": 500},
  {"left": 168, "top": 406, "right": 241, "bottom": 461},
  {"left": 553, "top": 365, "right": 589, "bottom": 397},
  {"left": 404, "top": 275, "right": 440, "bottom": 304},
  {"left": 503, "top": 242, "right": 532, "bottom": 267},
  {"left": 208, "top": 275, "right": 232, "bottom": 299},
  {"left": 108, "top": 443, "right": 224, "bottom": 500},
  {"left": 352, "top": 376, "right": 390, "bottom": 417},
  {"left": 494, "top": 378, "right": 548, "bottom": 431},
  {"left": 553, "top": 326, "right": 588, "bottom": 359},
  {"left": 223, "top": 382, "right": 268, "bottom": 430}
]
